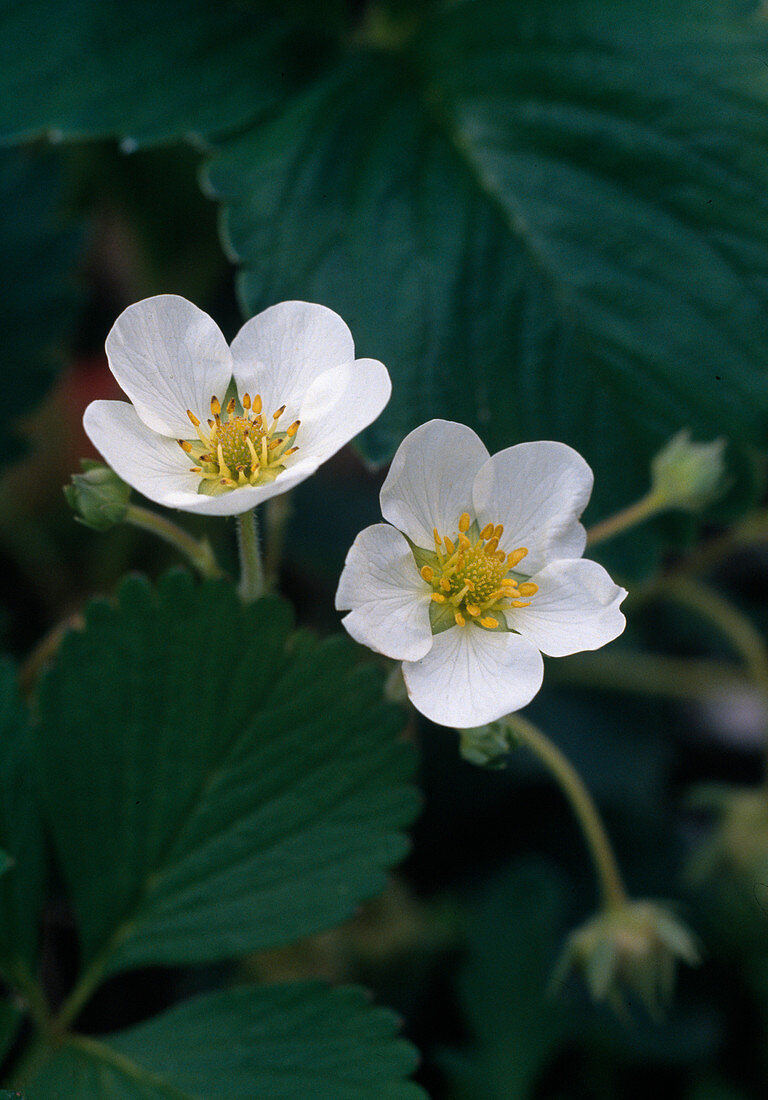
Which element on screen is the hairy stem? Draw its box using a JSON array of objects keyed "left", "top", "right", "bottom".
[
  {"left": 236, "top": 509, "right": 265, "bottom": 602},
  {"left": 505, "top": 713, "right": 628, "bottom": 911},
  {"left": 125, "top": 504, "right": 222, "bottom": 579},
  {"left": 586, "top": 490, "right": 664, "bottom": 548}
]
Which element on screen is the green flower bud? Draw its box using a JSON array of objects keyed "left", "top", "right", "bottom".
[
  {"left": 459, "top": 720, "right": 520, "bottom": 768},
  {"left": 553, "top": 900, "right": 699, "bottom": 1019},
  {"left": 650, "top": 430, "right": 727, "bottom": 513},
  {"left": 64, "top": 460, "right": 131, "bottom": 531}
]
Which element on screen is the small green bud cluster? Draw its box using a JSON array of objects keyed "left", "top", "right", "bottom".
[
  {"left": 64, "top": 460, "right": 131, "bottom": 531},
  {"left": 553, "top": 900, "right": 699, "bottom": 1019},
  {"left": 650, "top": 430, "right": 727, "bottom": 513}
]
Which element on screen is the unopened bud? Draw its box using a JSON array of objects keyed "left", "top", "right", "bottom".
[
  {"left": 552, "top": 900, "right": 699, "bottom": 1019},
  {"left": 650, "top": 430, "right": 727, "bottom": 513},
  {"left": 459, "top": 720, "right": 520, "bottom": 769},
  {"left": 64, "top": 460, "right": 131, "bottom": 531}
]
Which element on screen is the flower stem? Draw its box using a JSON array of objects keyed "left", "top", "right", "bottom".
[
  {"left": 236, "top": 509, "right": 265, "bottom": 602},
  {"left": 660, "top": 576, "right": 768, "bottom": 784},
  {"left": 586, "top": 490, "right": 664, "bottom": 548},
  {"left": 504, "top": 713, "right": 628, "bottom": 912},
  {"left": 124, "top": 504, "right": 222, "bottom": 579}
]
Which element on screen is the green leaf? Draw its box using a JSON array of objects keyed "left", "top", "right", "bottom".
[
  {"left": 0, "top": 148, "right": 81, "bottom": 450},
  {"left": 22, "top": 984, "right": 425, "bottom": 1099},
  {"left": 38, "top": 572, "right": 419, "bottom": 977},
  {"left": 0, "top": 660, "right": 45, "bottom": 976},
  {"left": 0, "top": 1, "right": 309, "bottom": 147},
  {"left": 440, "top": 861, "right": 568, "bottom": 1100},
  {"left": 207, "top": 0, "right": 768, "bottom": 525}
]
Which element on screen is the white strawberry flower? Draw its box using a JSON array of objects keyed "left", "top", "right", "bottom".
[
  {"left": 84, "top": 295, "right": 391, "bottom": 516},
  {"left": 336, "top": 420, "right": 627, "bottom": 728}
]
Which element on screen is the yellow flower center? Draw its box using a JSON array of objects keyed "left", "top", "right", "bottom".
[
  {"left": 419, "top": 513, "right": 537, "bottom": 630},
  {"left": 178, "top": 394, "right": 300, "bottom": 495}
]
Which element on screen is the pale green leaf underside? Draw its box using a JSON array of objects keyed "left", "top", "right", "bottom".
[
  {"left": 38, "top": 573, "right": 418, "bottom": 976},
  {"left": 207, "top": 0, "right": 768, "bottom": 521},
  {"left": 22, "top": 984, "right": 426, "bottom": 1099}
]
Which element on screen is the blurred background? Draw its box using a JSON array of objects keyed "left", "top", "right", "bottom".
[{"left": 5, "top": 0, "right": 768, "bottom": 1096}]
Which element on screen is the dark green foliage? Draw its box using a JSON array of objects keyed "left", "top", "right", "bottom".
[
  {"left": 22, "top": 985, "right": 425, "bottom": 1098},
  {"left": 0, "top": 148, "right": 82, "bottom": 449},
  {"left": 39, "top": 572, "right": 419, "bottom": 976}
]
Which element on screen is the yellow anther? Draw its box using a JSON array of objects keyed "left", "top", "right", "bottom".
[
  {"left": 242, "top": 392, "right": 251, "bottom": 410},
  {"left": 458, "top": 533, "right": 471, "bottom": 550},
  {"left": 433, "top": 527, "right": 442, "bottom": 545},
  {"left": 495, "top": 550, "right": 506, "bottom": 562},
  {"left": 484, "top": 536, "right": 499, "bottom": 555},
  {"left": 518, "top": 582, "right": 538, "bottom": 596},
  {"left": 177, "top": 439, "right": 192, "bottom": 453},
  {"left": 493, "top": 524, "right": 504, "bottom": 540},
  {"left": 431, "top": 592, "right": 446, "bottom": 603},
  {"left": 507, "top": 547, "right": 528, "bottom": 568},
  {"left": 420, "top": 565, "right": 434, "bottom": 582},
  {"left": 455, "top": 611, "right": 466, "bottom": 626},
  {"left": 272, "top": 404, "right": 286, "bottom": 421},
  {"left": 189, "top": 466, "right": 202, "bottom": 474},
  {"left": 287, "top": 419, "right": 300, "bottom": 437},
  {"left": 480, "top": 523, "right": 494, "bottom": 540},
  {"left": 246, "top": 435, "right": 259, "bottom": 466},
  {"left": 210, "top": 396, "right": 221, "bottom": 418},
  {"left": 466, "top": 603, "right": 481, "bottom": 617},
  {"left": 253, "top": 394, "right": 262, "bottom": 414},
  {"left": 444, "top": 536, "right": 455, "bottom": 555},
  {"left": 208, "top": 418, "right": 215, "bottom": 430},
  {"left": 459, "top": 512, "right": 471, "bottom": 533},
  {"left": 510, "top": 599, "right": 531, "bottom": 608},
  {"left": 480, "top": 616, "right": 499, "bottom": 629},
  {"left": 284, "top": 446, "right": 299, "bottom": 456},
  {"left": 221, "top": 477, "right": 236, "bottom": 487},
  {"left": 440, "top": 577, "right": 451, "bottom": 593},
  {"left": 226, "top": 397, "right": 236, "bottom": 415},
  {"left": 186, "top": 409, "right": 201, "bottom": 427}
]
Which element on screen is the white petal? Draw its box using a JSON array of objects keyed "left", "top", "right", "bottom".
[
  {"left": 380, "top": 420, "right": 490, "bottom": 549},
  {"left": 336, "top": 524, "right": 433, "bottom": 661},
  {"left": 230, "top": 301, "right": 355, "bottom": 421},
  {"left": 472, "top": 441, "right": 593, "bottom": 573},
  {"left": 105, "top": 296, "right": 232, "bottom": 436},
  {"left": 83, "top": 399, "right": 200, "bottom": 506},
  {"left": 297, "top": 358, "right": 391, "bottom": 464},
  {"left": 84, "top": 400, "right": 320, "bottom": 516},
  {"left": 401, "top": 624, "right": 544, "bottom": 728},
  {"left": 505, "top": 558, "right": 627, "bottom": 657},
  {"left": 156, "top": 456, "right": 321, "bottom": 516}
]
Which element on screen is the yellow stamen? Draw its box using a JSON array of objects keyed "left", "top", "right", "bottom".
[
  {"left": 272, "top": 405, "right": 286, "bottom": 422},
  {"left": 480, "top": 523, "right": 494, "bottom": 540},
  {"left": 480, "top": 616, "right": 499, "bottom": 629},
  {"left": 287, "top": 419, "right": 300, "bottom": 437},
  {"left": 440, "top": 577, "right": 451, "bottom": 593},
  {"left": 507, "top": 547, "right": 528, "bottom": 568},
  {"left": 210, "top": 396, "right": 221, "bottom": 418},
  {"left": 493, "top": 524, "right": 504, "bottom": 540},
  {"left": 217, "top": 443, "right": 231, "bottom": 478},
  {"left": 189, "top": 466, "right": 202, "bottom": 474},
  {"left": 455, "top": 611, "right": 466, "bottom": 626},
  {"left": 484, "top": 536, "right": 499, "bottom": 555},
  {"left": 518, "top": 582, "right": 538, "bottom": 596},
  {"left": 466, "top": 603, "right": 481, "bottom": 617},
  {"left": 459, "top": 512, "right": 471, "bottom": 533},
  {"left": 177, "top": 439, "right": 192, "bottom": 453},
  {"left": 284, "top": 446, "right": 299, "bottom": 455},
  {"left": 253, "top": 394, "right": 262, "bottom": 415},
  {"left": 510, "top": 599, "right": 531, "bottom": 608},
  {"left": 420, "top": 565, "right": 434, "bottom": 582},
  {"left": 433, "top": 527, "right": 442, "bottom": 545},
  {"left": 186, "top": 409, "right": 201, "bottom": 428},
  {"left": 431, "top": 592, "right": 446, "bottom": 603},
  {"left": 242, "top": 393, "right": 251, "bottom": 410},
  {"left": 226, "top": 397, "right": 236, "bottom": 415},
  {"left": 444, "top": 536, "right": 455, "bottom": 555}
]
